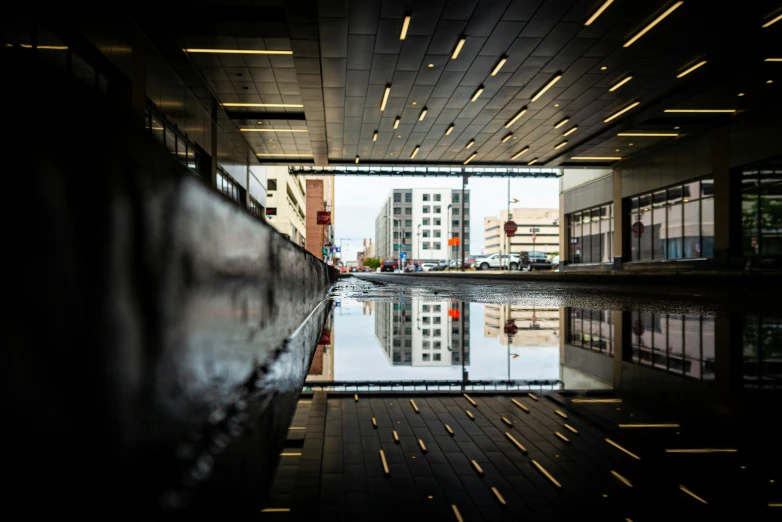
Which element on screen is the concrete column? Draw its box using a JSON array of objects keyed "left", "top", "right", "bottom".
[
  {"left": 613, "top": 168, "right": 624, "bottom": 269},
  {"left": 712, "top": 127, "right": 732, "bottom": 266},
  {"left": 558, "top": 192, "right": 566, "bottom": 265}
]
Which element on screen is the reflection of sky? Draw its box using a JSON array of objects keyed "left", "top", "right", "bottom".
[{"left": 332, "top": 299, "right": 559, "bottom": 382}]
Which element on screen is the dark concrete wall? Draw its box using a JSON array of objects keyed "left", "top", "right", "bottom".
[
  {"left": 562, "top": 174, "right": 613, "bottom": 214},
  {"left": 2, "top": 49, "right": 336, "bottom": 520}
]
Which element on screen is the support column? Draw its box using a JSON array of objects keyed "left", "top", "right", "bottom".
[
  {"left": 613, "top": 168, "right": 624, "bottom": 270},
  {"left": 714, "top": 314, "right": 741, "bottom": 396},
  {"left": 209, "top": 97, "right": 219, "bottom": 188},
  {"left": 612, "top": 311, "right": 625, "bottom": 388},
  {"left": 712, "top": 127, "right": 733, "bottom": 266},
  {"left": 558, "top": 192, "right": 566, "bottom": 269}
]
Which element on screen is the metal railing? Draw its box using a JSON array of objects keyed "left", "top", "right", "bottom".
[
  {"left": 303, "top": 379, "right": 562, "bottom": 392},
  {"left": 289, "top": 165, "right": 562, "bottom": 178}
]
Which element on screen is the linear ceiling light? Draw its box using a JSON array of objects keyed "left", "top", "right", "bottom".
[
  {"left": 676, "top": 60, "right": 707, "bottom": 78},
  {"left": 411, "top": 146, "right": 420, "bottom": 159},
  {"left": 555, "top": 141, "right": 568, "bottom": 150},
  {"left": 380, "top": 85, "right": 391, "bottom": 111},
  {"left": 531, "top": 74, "right": 562, "bottom": 102},
  {"left": 664, "top": 109, "right": 736, "bottom": 113},
  {"left": 609, "top": 75, "right": 633, "bottom": 91},
  {"left": 222, "top": 103, "right": 304, "bottom": 107},
  {"left": 563, "top": 126, "right": 578, "bottom": 137},
  {"left": 184, "top": 48, "right": 292, "bottom": 55},
  {"left": 471, "top": 86, "right": 484, "bottom": 102},
  {"left": 394, "top": 116, "right": 401, "bottom": 129},
  {"left": 604, "top": 101, "right": 640, "bottom": 122},
  {"left": 451, "top": 38, "right": 466, "bottom": 59},
  {"left": 491, "top": 56, "right": 507, "bottom": 76},
  {"left": 373, "top": 131, "right": 378, "bottom": 142},
  {"left": 585, "top": 0, "right": 615, "bottom": 26},
  {"left": 618, "top": 132, "right": 679, "bottom": 136},
  {"left": 239, "top": 128, "right": 308, "bottom": 132},
  {"left": 355, "top": 156, "right": 360, "bottom": 164},
  {"left": 400, "top": 15, "right": 411, "bottom": 40},
  {"left": 445, "top": 124, "right": 454, "bottom": 135},
  {"left": 502, "top": 133, "right": 513, "bottom": 143},
  {"left": 762, "top": 12, "right": 782, "bottom": 28},
  {"left": 505, "top": 106, "right": 528, "bottom": 128},
  {"left": 418, "top": 108, "right": 428, "bottom": 121},
  {"left": 465, "top": 139, "right": 475, "bottom": 149},
  {"left": 527, "top": 158, "right": 538, "bottom": 165},
  {"left": 554, "top": 117, "right": 569, "bottom": 129},
  {"left": 571, "top": 156, "right": 622, "bottom": 160},
  {"left": 256, "top": 153, "right": 314, "bottom": 157},
  {"left": 765, "top": 58, "right": 782, "bottom": 62},
  {"left": 623, "top": 1, "right": 683, "bottom": 48},
  {"left": 464, "top": 152, "right": 477, "bottom": 165},
  {"left": 511, "top": 147, "right": 529, "bottom": 160}
]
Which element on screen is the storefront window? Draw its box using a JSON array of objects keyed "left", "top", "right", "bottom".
[
  {"left": 627, "top": 177, "right": 714, "bottom": 261},
  {"left": 569, "top": 309, "right": 613, "bottom": 355},
  {"left": 741, "top": 165, "right": 782, "bottom": 256},
  {"left": 567, "top": 204, "right": 613, "bottom": 265}
]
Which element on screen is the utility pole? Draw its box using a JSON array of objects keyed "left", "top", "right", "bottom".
[{"left": 507, "top": 178, "right": 510, "bottom": 270}]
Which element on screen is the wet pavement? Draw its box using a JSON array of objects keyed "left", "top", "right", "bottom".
[{"left": 262, "top": 275, "right": 782, "bottom": 520}]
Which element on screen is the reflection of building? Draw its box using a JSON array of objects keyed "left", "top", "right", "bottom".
[
  {"left": 307, "top": 314, "right": 334, "bottom": 382},
  {"left": 375, "top": 301, "right": 470, "bottom": 367},
  {"left": 484, "top": 305, "right": 559, "bottom": 346},
  {"left": 484, "top": 208, "right": 559, "bottom": 257}
]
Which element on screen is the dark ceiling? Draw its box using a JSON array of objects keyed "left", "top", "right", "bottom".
[{"left": 135, "top": 0, "right": 782, "bottom": 168}]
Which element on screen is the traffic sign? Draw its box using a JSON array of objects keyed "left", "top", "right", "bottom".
[
  {"left": 316, "top": 211, "right": 331, "bottom": 225},
  {"left": 504, "top": 320, "right": 518, "bottom": 336},
  {"left": 400, "top": 251, "right": 407, "bottom": 260},
  {"left": 504, "top": 220, "right": 518, "bottom": 237},
  {"left": 632, "top": 221, "right": 645, "bottom": 237}
]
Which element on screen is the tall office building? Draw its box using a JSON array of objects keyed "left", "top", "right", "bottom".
[
  {"left": 374, "top": 188, "right": 471, "bottom": 263},
  {"left": 265, "top": 166, "right": 308, "bottom": 248}
]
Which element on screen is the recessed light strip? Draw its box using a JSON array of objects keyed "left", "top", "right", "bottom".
[
  {"left": 257, "top": 153, "right": 314, "bottom": 157},
  {"left": 400, "top": 15, "right": 411, "bottom": 40},
  {"left": 491, "top": 57, "right": 507, "bottom": 76},
  {"left": 380, "top": 85, "right": 391, "bottom": 111},
  {"left": 604, "top": 101, "right": 640, "bottom": 122},
  {"left": 471, "top": 86, "right": 484, "bottom": 102},
  {"left": 240, "top": 128, "right": 308, "bottom": 132},
  {"left": 762, "top": 12, "right": 782, "bottom": 28},
  {"left": 445, "top": 124, "right": 454, "bottom": 135},
  {"left": 418, "top": 108, "right": 427, "bottom": 121},
  {"left": 501, "top": 133, "right": 513, "bottom": 143},
  {"left": 394, "top": 117, "right": 400, "bottom": 129},
  {"left": 355, "top": 156, "right": 360, "bottom": 164},
  {"left": 411, "top": 146, "right": 420, "bottom": 159},
  {"left": 184, "top": 48, "right": 293, "bottom": 54},
  {"left": 373, "top": 131, "right": 378, "bottom": 142},
  {"left": 222, "top": 103, "right": 304, "bottom": 108},
  {"left": 563, "top": 126, "right": 578, "bottom": 137},
  {"left": 571, "top": 156, "right": 622, "bottom": 160},
  {"left": 623, "top": 1, "right": 683, "bottom": 48},
  {"left": 765, "top": 58, "right": 782, "bottom": 62},
  {"left": 609, "top": 75, "right": 633, "bottom": 91},
  {"left": 664, "top": 109, "right": 735, "bottom": 113},
  {"left": 465, "top": 139, "right": 475, "bottom": 149},
  {"left": 452, "top": 38, "right": 466, "bottom": 59},
  {"left": 554, "top": 141, "right": 568, "bottom": 150},
  {"left": 527, "top": 158, "right": 538, "bottom": 165},
  {"left": 511, "top": 147, "right": 529, "bottom": 160},
  {"left": 585, "top": 0, "right": 615, "bottom": 26},
  {"left": 676, "top": 60, "right": 707, "bottom": 78},
  {"left": 464, "top": 152, "right": 477, "bottom": 165},
  {"left": 531, "top": 74, "right": 562, "bottom": 102},
  {"left": 617, "top": 132, "right": 678, "bottom": 136},
  {"left": 554, "top": 117, "right": 569, "bottom": 129},
  {"left": 505, "top": 107, "right": 528, "bottom": 128}
]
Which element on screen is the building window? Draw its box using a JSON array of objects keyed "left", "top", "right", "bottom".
[
  {"left": 569, "top": 309, "right": 614, "bottom": 355},
  {"left": 394, "top": 193, "right": 401, "bottom": 202},
  {"left": 568, "top": 204, "right": 614, "bottom": 264},
  {"left": 434, "top": 218, "right": 441, "bottom": 226},
  {"left": 453, "top": 208, "right": 460, "bottom": 215},
  {"left": 626, "top": 178, "right": 714, "bottom": 262},
  {"left": 405, "top": 219, "right": 412, "bottom": 226},
  {"left": 405, "top": 207, "right": 412, "bottom": 215},
  {"left": 248, "top": 197, "right": 265, "bottom": 219},
  {"left": 404, "top": 353, "right": 412, "bottom": 362},
  {"left": 423, "top": 340, "right": 430, "bottom": 349},
  {"left": 423, "top": 194, "right": 430, "bottom": 202},
  {"left": 423, "top": 230, "right": 430, "bottom": 238},
  {"left": 434, "top": 194, "right": 441, "bottom": 202},
  {"left": 393, "top": 232, "right": 399, "bottom": 239},
  {"left": 433, "top": 230, "right": 441, "bottom": 238},
  {"left": 216, "top": 169, "right": 241, "bottom": 203},
  {"left": 433, "top": 316, "right": 441, "bottom": 324},
  {"left": 434, "top": 305, "right": 441, "bottom": 312},
  {"left": 464, "top": 193, "right": 470, "bottom": 202},
  {"left": 423, "top": 329, "right": 430, "bottom": 336},
  {"left": 422, "top": 316, "right": 430, "bottom": 324},
  {"left": 452, "top": 220, "right": 459, "bottom": 227},
  {"left": 268, "top": 179, "right": 277, "bottom": 191},
  {"left": 741, "top": 166, "right": 782, "bottom": 256},
  {"left": 423, "top": 242, "right": 430, "bottom": 249},
  {"left": 452, "top": 194, "right": 460, "bottom": 203},
  {"left": 434, "top": 206, "right": 441, "bottom": 214},
  {"left": 434, "top": 242, "right": 441, "bottom": 250},
  {"left": 394, "top": 207, "right": 401, "bottom": 215},
  {"left": 743, "top": 312, "right": 782, "bottom": 390},
  {"left": 423, "top": 353, "right": 430, "bottom": 361},
  {"left": 433, "top": 353, "right": 441, "bottom": 361},
  {"left": 422, "top": 305, "right": 430, "bottom": 312},
  {"left": 434, "top": 329, "right": 441, "bottom": 336},
  {"left": 423, "top": 206, "right": 430, "bottom": 213},
  {"left": 423, "top": 218, "right": 430, "bottom": 226},
  {"left": 405, "top": 193, "right": 412, "bottom": 202}
]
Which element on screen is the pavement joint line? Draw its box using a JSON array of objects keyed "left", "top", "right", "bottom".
[
  {"left": 451, "top": 505, "right": 464, "bottom": 522},
  {"left": 491, "top": 486, "right": 507, "bottom": 505},
  {"left": 532, "top": 459, "right": 562, "bottom": 488},
  {"left": 564, "top": 424, "right": 579, "bottom": 434},
  {"left": 555, "top": 432, "right": 570, "bottom": 443},
  {"left": 611, "top": 470, "right": 633, "bottom": 487},
  {"left": 606, "top": 438, "right": 641, "bottom": 460},
  {"left": 679, "top": 485, "right": 708, "bottom": 504},
  {"left": 511, "top": 398, "right": 530, "bottom": 413}
]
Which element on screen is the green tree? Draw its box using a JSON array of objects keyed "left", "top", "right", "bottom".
[{"left": 363, "top": 257, "right": 380, "bottom": 269}]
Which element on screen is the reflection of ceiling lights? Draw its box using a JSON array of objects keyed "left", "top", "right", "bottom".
[
  {"left": 527, "top": 158, "right": 538, "bottom": 165},
  {"left": 184, "top": 48, "right": 292, "bottom": 54},
  {"left": 411, "top": 146, "right": 420, "bottom": 159},
  {"left": 531, "top": 74, "right": 562, "bottom": 102},
  {"left": 738, "top": 93, "right": 745, "bottom": 97},
  {"left": 463, "top": 153, "right": 477, "bottom": 165},
  {"left": 765, "top": 58, "right": 782, "bottom": 62},
  {"left": 445, "top": 124, "right": 454, "bottom": 135},
  {"left": 571, "top": 156, "right": 622, "bottom": 160},
  {"left": 676, "top": 60, "right": 707, "bottom": 78},
  {"left": 585, "top": 0, "right": 615, "bottom": 26},
  {"left": 609, "top": 75, "right": 633, "bottom": 91},
  {"left": 511, "top": 147, "right": 529, "bottom": 160},
  {"left": 256, "top": 153, "right": 313, "bottom": 156},
  {"left": 504, "top": 107, "right": 528, "bottom": 128},
  {"left": 502, "top": 133, "right": 513, "bottom": 143},
  {"left": 355, "top": 156, "right": 359, "bottom": 164},
  {"left": 762, "top": 12, "right": 782, "bottom": 28},
  {"left": 400, "top": 15, "right": 411, "bottom": 40},
  {"left": 554, "top": 117, "right": 569, "bottom": 129},
  {"left": 623, "top": 1, "right": 683, "bottom": 48},
  {"left": 223, "top": 102, "right": 302, "bottom": 108},
  {"left": 240, "top": 128, "right": 308, "bottom": 132},
  {"left": 618, "top": 132, "right": 679, "bottom": 136},
  {"left": 664, "top": 109, "right": 736, "bottom": 113},
  {"left": 604, "top": 101, "right": 640, "bottom": 122},
  {"left": 554, "top": 141, "right": 567, "bottom": 150},
  {"left": 491, "top": 57, "right": 507, "bottom": 76},
  {"left": 380, "top": 85, "right": 391, "bottom": 111},
  {"left": 451, "top": 38, "right": 466, "bottom": 59},
  {"left": 563, "top": 126, "right": 578, "bottom": 137}
]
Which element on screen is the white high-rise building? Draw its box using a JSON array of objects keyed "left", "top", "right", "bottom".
[{"left": 374, "top": 188, "right": 471, "bottom": 263}]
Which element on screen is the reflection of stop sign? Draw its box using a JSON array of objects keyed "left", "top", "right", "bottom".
[
  {"left": 632, "top": 221, "right": 645, "bottom": 237},
  {"left": 632, "top": 320, "right": 644, "bottom": 336},
  {"left": 504, "top": 221, "right": 518, "bottom": 237},
  {"left": 504, "top": 320, "right": 518, "bottom": 335}
]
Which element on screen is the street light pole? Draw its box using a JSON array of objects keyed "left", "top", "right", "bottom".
[
  {"left": 417, "top": 223, "right": 421, "bottom": 264},
  {"left": 447, "top": 203, "right": 453, "bottom": 271}
]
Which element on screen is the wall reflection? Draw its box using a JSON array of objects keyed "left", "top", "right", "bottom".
[{"left": 484, "top": 305, "right": 560, "bottom": 347}]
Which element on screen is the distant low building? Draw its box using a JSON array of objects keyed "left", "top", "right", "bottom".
[{"left": 484, "top": 208, "right": 559, "bottom": 257}]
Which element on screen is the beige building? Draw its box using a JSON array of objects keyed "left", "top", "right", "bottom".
[
  {"left": 484, "top": 208, "right": 559, "bottom": 257},
  {"left": 363, "top": 238, "right": 376, "bottom": 260},
  {"left": 484, "top": 304, "right": 560, "bottom": 347},
  {"left": 265, "top": 166, "right": 307, "bottom": 248}
]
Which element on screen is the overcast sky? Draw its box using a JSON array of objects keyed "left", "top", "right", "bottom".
[{"left": 334, "top": 176, "right": 560, "bottom": 261}]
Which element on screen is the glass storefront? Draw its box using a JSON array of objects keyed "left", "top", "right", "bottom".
[
  {"left": 741, "top": 165, "right": 782, "bottom": 256},
  {"left": 567, "top": 204, "right": 613, "bottom": 264},
  {"left": 743, "top": 313, "right": 782, "bottom": 390},
  {"left": 569, "top": 309, "right": 614, "bottom": 355},
  {"left": 628, "top": 178, "right": 714, "bottom": 261}
]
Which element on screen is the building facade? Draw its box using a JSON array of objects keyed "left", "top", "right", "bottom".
[
  {"left": 265, "top": 166, "right": 307, "bottom": 248},
  {"left": 483, "top": 304, "right": 560, "bottom": 347},
  {"left": 484, "top": 208, "right": 559, "bottom": 257},
  {"left": 375, "top": 188, "right": 471, "bottom": 263},
  {"left": 305, "top": 175, "right": 335, "bottom": 261}
]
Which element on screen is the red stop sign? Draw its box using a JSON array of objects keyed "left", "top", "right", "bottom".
[
  {"left": 504, "top": 320, "right": 518, "bottom": 335},
  {"left": 504, "top": 221, "right": 518, "bottom": 237},
  {"left": 632, "top": 221, "right": 645, "bottom": 237}
]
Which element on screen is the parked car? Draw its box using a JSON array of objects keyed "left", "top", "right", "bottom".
[
  {"left": 475, "top": 253, "right": 521, "bottom": 270},
  {"left": 520, "top": 251, "right": 553, "bottom": 270},
  {"left": 404, "top": 263, "right": 419, "bottom": 272},
  {"left": 550, "top": 255, "right": 560, "bottom": 271},
  {"left": 380, "top": 260, "right": 398, "bottom": 272},
  {"left": 420, "top": 263, "right": 438, "bottom": 272}
]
